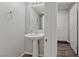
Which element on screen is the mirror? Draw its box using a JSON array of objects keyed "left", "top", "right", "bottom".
[{"left": 29, "top": 2, "right": 45, "bottom": 33}]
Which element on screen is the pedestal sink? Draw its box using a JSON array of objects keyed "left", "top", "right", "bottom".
[{"left": 25, "top": 32, "right": 44, "bottom": 57}]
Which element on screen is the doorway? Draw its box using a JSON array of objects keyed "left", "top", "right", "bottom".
[{"left": 57, "top": 2, "right": 78, "bottom": 57}]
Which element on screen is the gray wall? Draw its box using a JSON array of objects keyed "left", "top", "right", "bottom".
[
  {"left": 57, "top": 10, "right": 69, "bottom": 41},
  {"left": 0, "top": 2, "right": 25, "bottom": 56},
  {"left": 70, "top": 3, "right": 77, "bottom": 54},
  {"left": 78, "top": 3, "right": 79, "bottom": 56},
  {"left": 25, "top": 3, "right": 31, "bottom": 34}
]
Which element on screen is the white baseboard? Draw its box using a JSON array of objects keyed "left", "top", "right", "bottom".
[
  {"left": 19, "top": 52, "right": 25, "bottom": 57},
  {"left": 19, "top": 52, "right": 44, "bottom": 57},
  {"left": 58, "top": 40, "right": 70, "bottom": 43},
  {"left": 24, "top": 52, "right": 32, "bottom": 55}
]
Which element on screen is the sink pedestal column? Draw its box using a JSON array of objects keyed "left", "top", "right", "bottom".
[{"left": 32, "top": 40, "right": 39, "bottom": 57}]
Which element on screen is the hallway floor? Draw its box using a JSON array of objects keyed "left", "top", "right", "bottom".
[{"left": 57, "top": 41, "right": 78, "bottom": 57}]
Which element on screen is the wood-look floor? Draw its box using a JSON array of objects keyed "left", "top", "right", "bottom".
[
  {"left": 22, "top": 41, "right": 78, "bottom": 57},
  {"left": 57, "top": 41, "right": 78, "bottom": 57}
]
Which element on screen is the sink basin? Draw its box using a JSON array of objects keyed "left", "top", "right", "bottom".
[
  {"left": 25, "top": 32, "right": 44, "bottom": 57},
  {"left": 25, "top": 33, "right": 44, "bottom": 40}
]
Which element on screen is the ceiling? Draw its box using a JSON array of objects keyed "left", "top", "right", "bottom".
[{"left": 57, "top": 2, "right": 75, "bottom": 11}]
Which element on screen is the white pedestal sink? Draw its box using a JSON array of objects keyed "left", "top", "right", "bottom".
[{"left": 25, "top": 32, "right": 44, "bottom": 57}]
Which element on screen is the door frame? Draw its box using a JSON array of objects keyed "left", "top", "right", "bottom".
[{"left": 44, "top": 2, "right": 57, "bottom": 57}]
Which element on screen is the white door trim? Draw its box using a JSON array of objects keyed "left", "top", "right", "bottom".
[{"left": 44, "top": 2, "right": 57, "bottom": 57}]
